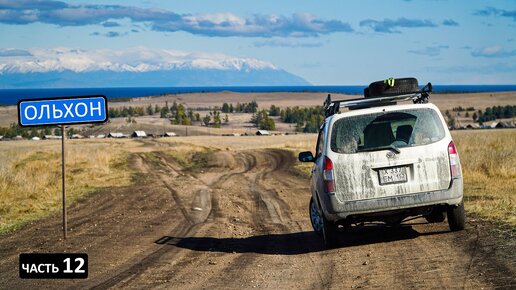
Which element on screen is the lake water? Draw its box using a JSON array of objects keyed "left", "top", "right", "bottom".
[{"left": 1, "top": 85, "right": 515, "bottom": 105}]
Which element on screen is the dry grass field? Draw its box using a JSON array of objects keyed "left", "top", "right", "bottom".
[
  {"left": 0, "top": 129, "right": 514, "bottom": 234},
  {"left": 0, "top": 139, "right": 132, "bottom": 233},
  {"left": 453, "top": 130, "right": 516, "bottom": 225}
]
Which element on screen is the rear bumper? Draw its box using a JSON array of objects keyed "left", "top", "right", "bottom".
[{"left": 322, "top": 178, "right": 463, "bottom": 222}]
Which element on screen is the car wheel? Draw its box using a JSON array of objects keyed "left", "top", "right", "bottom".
[
  {"left": 322, "top": 215, "right": 339, "bottom": 248},
  {"left": 309, "top": 197, "right": 339, "bottom": 248},
  {"left": 447, "top": 203, "right": 466, "bottom": 231},
  {"left": 309, "top": 197, "right": 323, "bottom": 236},
  {"left": 425, "top": 210, "right": 446, "bottom": 223}
]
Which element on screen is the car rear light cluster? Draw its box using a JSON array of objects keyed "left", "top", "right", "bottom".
[
  {"left": 323, "top": 156, "right": 336, "bottom": 193},
  {"left": 448, "top": 141, "right": 461, "bottom": 178}
]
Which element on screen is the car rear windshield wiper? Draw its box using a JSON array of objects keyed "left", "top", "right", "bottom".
[{"left": 357, "top": 144, "right": 401, "bottom": 154}]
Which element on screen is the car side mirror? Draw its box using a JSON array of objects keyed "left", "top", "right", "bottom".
[{"left": 298, "top": 151, "right": 315, "bottom": 162}]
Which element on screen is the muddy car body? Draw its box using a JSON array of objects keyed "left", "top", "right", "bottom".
[{"left": 300, "top": 80, "right": 465, "bottom": 247}]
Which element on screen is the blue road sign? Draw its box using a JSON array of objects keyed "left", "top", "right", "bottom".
[{"left": 18, "top": 95, "right": 108, "bottom": 127}]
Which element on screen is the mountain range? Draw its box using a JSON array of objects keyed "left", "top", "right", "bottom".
[{"left": 0, "top": 47, "right": 310, "bottom": 88}]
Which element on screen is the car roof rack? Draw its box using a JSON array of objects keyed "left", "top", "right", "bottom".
[{"left": 324, "top": 82, "right": 432, "bottom": 117}]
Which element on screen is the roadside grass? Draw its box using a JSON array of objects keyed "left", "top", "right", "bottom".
[
  {"left": 0, "top": 141, "right": 132, "bottom": 234},
  {"left": 452, "top": 130, "right": 515, "bottom": 226}
]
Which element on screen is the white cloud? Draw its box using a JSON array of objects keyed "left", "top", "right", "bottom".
[
  {"left": 0, "top": 1, "right": 353, "bottom": 37},
  {"left": 471, "top": 45, "right": 516, "bottom": 58}
]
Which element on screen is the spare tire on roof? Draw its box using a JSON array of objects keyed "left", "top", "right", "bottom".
[{"left": 366, "top": 77, "right": 419, "bottom": 98}]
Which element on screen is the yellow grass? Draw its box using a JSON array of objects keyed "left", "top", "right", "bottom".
[
  {"left": 0, "top": 140, "right": 132, "bottom": 234},
  {"left": 452, "top": 130, "right": 516, "bottom": 225}
]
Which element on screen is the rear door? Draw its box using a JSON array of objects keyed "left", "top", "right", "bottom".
[{"left": 330, "top": 107, "right": 451, "bottom": 201}]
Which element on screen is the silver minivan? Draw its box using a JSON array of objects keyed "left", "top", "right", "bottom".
[{"left": 299, "top": 79, "right": 465, "bottom": 247}]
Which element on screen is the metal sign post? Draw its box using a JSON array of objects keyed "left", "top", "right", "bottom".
[
  {"left": 61, "top": 125, "right": 67, "bottom": 240},
  {"left": 17, "top": 95, "right": 108, "bottom": 240}
]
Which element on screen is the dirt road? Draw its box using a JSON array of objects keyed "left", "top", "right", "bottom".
[{"left": 0, "top": 143, "right": 514, "bottom": 289}]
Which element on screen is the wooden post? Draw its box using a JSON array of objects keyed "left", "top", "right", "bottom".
[{"left": 61, "top": 125, "right": 67, "bottom": 240}]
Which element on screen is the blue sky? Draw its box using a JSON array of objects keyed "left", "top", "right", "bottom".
[{"left": 0, "top": 0, "right": 515, "bottom": 85}]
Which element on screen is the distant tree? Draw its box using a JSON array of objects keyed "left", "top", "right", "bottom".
[
  {"left": 252, "top": 110, "right": 276, "bottom": 130},
  {"left": 222, "top": 103, "right": 230, "bottom": 113},
  {"left": 195, "top": 113, "right": 201, "bottom": 122},
  {"left": 472, "top": 112, "right": 478, "bottom": 122},
  {"left": 224, "top": 114, "right": 229, "bottom": 123},
  {"left": 184, "top": 117, "right": 192, "bottom": 126},
  {"left": 160, "top": 105, "right": 170, "bottom": 118},
  {"left": 269, "top": 105, "right": 281, "bottom": 116},
  {"left": 447, "top": 116, "right": 456, "bottom": 128},
  {"left": 229, "top": 103, "right": 234, "bottom": 113},
  {"left": 146, "top": 105, "right": 154, "bottom": 115},
  {"left": 203, "top": 114, "right": 211, "bottom": 126},
  {"left": 212, "top": 111, "right": 221, "bottom": 128},
  {"left": 187, "top": 109, "right": 194, "bottom": 121}
]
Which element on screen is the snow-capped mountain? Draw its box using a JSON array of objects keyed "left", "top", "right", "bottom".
[{"left": 0, "top": 47, "right": 310, "bottom": 87}]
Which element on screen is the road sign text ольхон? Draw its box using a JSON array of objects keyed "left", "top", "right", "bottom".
[{"left": 18, "top": 95, "right": 107, "bottom": 127}]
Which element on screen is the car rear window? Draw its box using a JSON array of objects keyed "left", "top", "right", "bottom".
[{"left": 330, "top": 108, "right": 445, "bottom": 154}]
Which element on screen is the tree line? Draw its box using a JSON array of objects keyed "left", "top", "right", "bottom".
[
  {"left": 101, "top": 100, "right": 330, "bottom": 132},
  {"left": 476, "top": 105, "right": 516, "bottom": 123},
  {"left": 221, "top": 101, "right": 258, "bottom": 113},
  {"left": 0, "top": 123, "right": 80, "bottom": 139}
]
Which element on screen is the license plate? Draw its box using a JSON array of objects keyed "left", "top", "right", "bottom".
[{"left": 378, "top": 166, "right": 408, "bottom": 185}]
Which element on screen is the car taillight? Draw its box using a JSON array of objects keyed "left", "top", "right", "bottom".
[
  {"left": 323, "top": 156, "right": 336, "bottom": 193},
  {"left": 448, "top": 141, "right": 461, "bottom": 178}
]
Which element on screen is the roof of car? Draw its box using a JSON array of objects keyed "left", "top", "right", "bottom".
[{"left": 327, "top": 103, "right": 441, "bottom": 120}]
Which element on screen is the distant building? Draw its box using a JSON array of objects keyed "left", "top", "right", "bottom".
[
  {"left": 43, "top": 135, "right": 62, "bottom": 140},
  {"left": 163, "top": 132, "right": 177, "bottom": 137},
  {"left": 466, "top": 124, "right": 480, "bottom": 129},
  {"left": 31, "top": 137, "right": 40, "bottom": 141},
  {"left": 96, "top": 134, "right": 106, "bottom": 139},
  {"left": 495, "top": 122, "right": 514, "bottom": 129},
  {"left": 131, "top": 131, "right": 147, "bottom": 138},
  {"left": 222, "top": 133, "right": 240, "bottom": 136},
  {"left": 256, "top": 130, "right": 270, "bottom": 136},
  {"left": 489, "top": 122, "right": 499, "bottom": 129},
  {"left": 71, "top": 134, "right": 84, "bottom": 139},
  {"left": 0, "top": 136, "right": 3, "bottom": 141},
  {"left": 108, "top": 132, "right": 126, "bottom": 138}
]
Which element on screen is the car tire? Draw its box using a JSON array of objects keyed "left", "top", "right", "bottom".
[
  {"left": 447, "top": 202, "right": 466, "bottom": 231},
  {"left": 425, "top": 210, "right": 446, "bottom": 223},
  {"left": 310, "top": 197, "right": 339, "bottom": 248},
  {"left": 322, "top": 218, "right": 339, "bottom": 248},
  {"left": 368, "top": 78, "right": 419, "bottom": 97},
  {"left": 309, "top": 197, "right": 323, "bottom": 236}
]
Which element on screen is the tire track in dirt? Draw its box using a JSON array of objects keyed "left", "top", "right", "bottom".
[
  {"left": 91, "top": 149, "right": 259, "bottom": 289},
  {"left": 195, "top": 149, "right": 328, "bottom": 290}
]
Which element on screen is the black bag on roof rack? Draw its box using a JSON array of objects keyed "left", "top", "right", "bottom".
[
  {"left": 365, "top": 77, "right": 419, "bottom": 98},
  {"left": 325, "top": 79, "right": 432, "bottom": 117}
]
